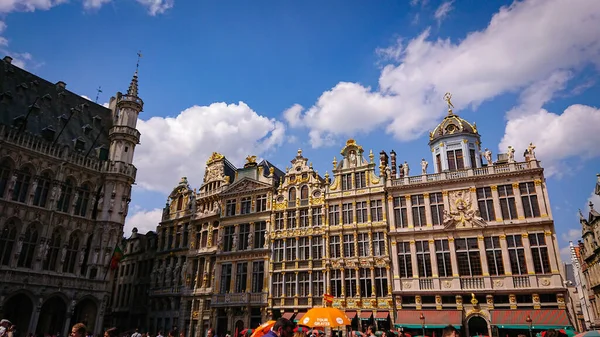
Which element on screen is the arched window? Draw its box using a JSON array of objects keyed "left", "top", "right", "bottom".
[
  {"left": 288, "top": 187, "right": 296, "bottom": 201},
  {"left": 74, "top": 184, "right": 91, "bottom": 217},
  {"left": 12, "top": 167, "right": 32, "bottom": 203},
  {"left": 57, "top": 178, "right": 74, "bottom": 213},
  {"left": 17, "top": 225, "right": 39, "bottom": 268},
  {"left": 0, "top": 160, "right": 12, "bottom": 199},
  {"left": 63, "top": 232, "right": 80, "bottom": 273},
  {"left": 0, "top": 220, "right": 17, "bottom": 265},
  {"left": 33, "top": 172, "right": 52, "bottom": 207},
  {"left": 300, "top": 185, "right": 309, "bottom": 200},
  {"left": 43, "top": 228, "right": 62, "bottom": 271},
  {"left": 177, "top": 195, "right": 184, "bottom": 211}
]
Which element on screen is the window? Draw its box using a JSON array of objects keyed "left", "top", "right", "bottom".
[
  {"left": 43, "top": 228, "right": 61, "bottom": 271},
  {"left": 416, "top": 240, "right": 432, "bottom": 277},
  {"left": 238, "top": 223, "right": 250, "bottom": 251},
  {"left": 469, "top": 149, "right": 477, "bottom": 168},
  {"left": 411, "top": 195, "right": 426, "bottom": 227},
  {"left": 436, "top": 154, "right": 442, "bottom": 173},
  {"left": 74, "top": 184, "right": 91, "bottom": 217},
  {"left": 430, "top": 193, "right": 444, "bottom": 226},
  {"left": 455, "top": 238, "right": 482, "bottom": 276},
  {"left": 330, "top": 269, "right": 342, "bottom": 297},
  {"left": 313, "top": 271, "right": 324, "bottom": 296},
  {"left": 330, "top": 235, "right": 341, "bottom": 258},
  {"left": 359, "top": 268, "right": 372, "bottom": 297},
  {"left": 251, "top": 261, "right": 264, "bottom": 293},
  {"left": 225, "top": 199, "right": 236, "bottom": 216},
  {"left": 342, "top": 174, "right": 352, "bottom": 191},
  {"left": 484, "top": 236, "right": 505, "bottom": 276},
  {"left": 272, "top": 273, "right": 283, "bottom": 297},
  {"left": 0, "top": 161, "right": 12, "bottom": 199},
  {"left": 285, "top": 238, "right": 296, "bottom": 261},
  {"left": 273, "top": 239, "right": 284, "bottom": 262},
  {"left": 529, "top": 233, "right": 551, "bottom": 274},
  {"left": 287, "top": 211, "right": 297, "bottom": 229},
  {"left": 12, "top": 167, "right": 31, "bottom": 203},
  {"left": 275, "top": 212, "right": 284, "bottom": 230},
  {"left": 223, "top": 226, "right": 235, "bottom": 252},
  {"left": 299, "top": 209, "right": 309, "bottom": 228},
  {"left": 300, "top": 186, "right": 309, "bottom": 200},
  {"left": 57, "top": 179, "right": 74, "bottom": 213},
  {"left": 235, "top": 262, "right": 248, "bottom": 293},
  {"left": 355, "top": 172, "right": 366, "bottom": 189},
  {"left": 63, "top": 232, "right": 80, "bottom": 273},
  {"left": 176, "top": 195, "right": 183, "bottom": 211},
  {"left": 393, "top": 197, "right": 408, "bottom": 228},
  {"left": 477, "top": 187, "right": 496, "bottom": 221},
  {"left": 17, "top": 225, "right": 39, "bottom": 268},
  {"left": 397, "top": 242, "right": 413, "bottom": 278},
  {"left": 312, "top": 207, "right": 323, "bottom": 226},
  {"left": 299, "top": 272, "right": 310, "bottom": 296},
  {"left": 328, "top": 205, "right": 340, "bottom": 226},
  {"left": 254, "top": 221, "right": 266, "bottom": 249},
  {"left": 0, "top": 221, "right": 17, "bottom": 266},
  {"left": 240, "top": 197, "right": 252, "bottom": 214},
  {"left": 342, "top": 203, "right": 354, "bottom": 224},
  {"left": 435, "top": 240, "right": 452, "bottom": 277},
  {"left": 356, "top": 201, "right": 368, "bottom": 223},
  {"left": 299, "top": 237, "right": 310, "bottom": 260},
  {"left": 370, "top": 200, "right": 384, "bottom": 222},
  {"left": 256, "top": 194, "right": 267, "bottom": 212},
  {"left": 312, "top": 236, "right": 323, "bottom": 259},
  {"left": 498, "top": 185, "right": 518, "bottom": 220},
  {"left": 373, "top": 232, "right": 385, "bottom": 256},
  {"left": 343, "top": 234, "right": 355, "bottom": 258},
  {"left": 357, "top": 233, "right": 369, "bottom": 257},
  {"left": 345, "top": 269, "right": 357, "bottom": 297},
  {"left": 288, "top": 187, "right": 296, "bottom": 202},
  {"left": 374, "top": 267, "right": 388, "bottom": 297},
  {"left": 285, "top": 273, "right": 296, "bottom": 297},
  {"left": 447, "top": 149, "right": 464, "bottom": 171},
  {"left": 520, "top": 182, "right": 540, "bottom": 218},
  {"left": 220, "top": 264, "right": 232, "bottom": 293},
  {"left": 33, "top": 173, "right": 51, "bottom": 207}
]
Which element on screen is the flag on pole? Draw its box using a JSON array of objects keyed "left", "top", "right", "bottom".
[{"left": 109, "top": 245, "right": 124, "bottom": 270}]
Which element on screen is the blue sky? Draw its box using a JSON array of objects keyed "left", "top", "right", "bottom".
[{"left": 2, "top": 0, "right": 600, "bottom": 261}]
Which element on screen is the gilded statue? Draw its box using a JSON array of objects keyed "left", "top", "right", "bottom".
[
  {"left": 444, "top": 92, "right": 454, "bottom": 112},
  {"left": 246, "top": 155, "right": 257, "bottom": 164}
]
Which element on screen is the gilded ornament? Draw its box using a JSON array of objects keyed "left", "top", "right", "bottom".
[
  {"left": 490, "top": 185, "right": 498, "bottom": 191},
  {"left": 534, "top": 179, "right": 542, "bottom": 186},
  {"left": 206, "top": 152, "right": 224, "bottom": 165}
]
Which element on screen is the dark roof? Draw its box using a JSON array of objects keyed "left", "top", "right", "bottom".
[
  {"left": 0, "top": 56, "right": 113, "bottom": 156},
  {"left": 428, "top": 112, "right": 479, "bottom": 145}
]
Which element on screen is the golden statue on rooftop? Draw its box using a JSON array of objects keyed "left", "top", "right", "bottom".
[
  {"left": 246, "top": 155, "right": 257, "bottom": 164},
  {"left": 444, "top": 92, "right": 454, "bottom": 114}
]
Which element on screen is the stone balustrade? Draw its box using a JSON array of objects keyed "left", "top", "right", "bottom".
[
  {"left": 396, "top": 273, "right": 562, "bottom": 292},
  {"left": 210, "top": 292, "right": 268, "bottom": 306},
  {"left": 109, "top": 125, "right": 141, "bottom": 140}
]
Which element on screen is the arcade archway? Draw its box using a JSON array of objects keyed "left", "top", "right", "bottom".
[
  {"left": 73, "top": 298, "right": 98, "bottom": 332},
  {"left": 467, "top": 315, "right": 489, "bottom": 337},
  {"left": 37, "top": 296, "right": 67, "bottom": 335},
  {"left": 3, "top": 293, "right": 34, "bottom": 334}
]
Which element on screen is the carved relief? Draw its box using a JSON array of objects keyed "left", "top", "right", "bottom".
[{"left": 443, "top": 189, "right": 486, "bottom": 229}]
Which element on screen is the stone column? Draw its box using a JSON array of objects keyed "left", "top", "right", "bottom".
[
  {"left": 490, "top": 186, "right": 503, "bottom": 222},
  {"left": 534, "top": 179, "right": 549, "bottom": 217},
  {"left": 230, "top": 262, "right": 237, "bottom": 293},
  {"left": 387, "top": 196, "right": 396, "bottom": 230},
  {"left": 499, "top": 235, "right": 512, "bottom": 275},
  {"left": 448, "top": 237, "right": 459, "bottom": 277},
  {"left": 390, "top": 239, "right": 401, "bottom": 291},
  {"left": 544, "top": 231, "right": 560, "bottom": 274},
  {"left": 478, "top": 236, "right": 490, "bottom": 276},
  {"left": 429, "top": 239, "right": 439, "bottom": 277},
  {"left": 423, "top": 193, "right": 433, "bottom": 227},
  {"left": 521, "top": 233, "right": 535, "bottom": 275},
  {"left": 405, "top": 196, "right": 414, "bottom": 228},
  {"left": 28, "top": 297, "right": 42, "bottom": 335},
  {"left": 370, "top": 267, "right": 376, "bottom": 297},
  {"left": 410, "top": 240, "right": 418, "bottom": 278},
  {"left": 512, "top": 182, "right": 526, "bottom": 220}
]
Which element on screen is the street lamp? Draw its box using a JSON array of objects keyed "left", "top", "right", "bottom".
[
  {"left": 419, "top": 313, "right": 425, "bottom": 337},
  {"left": 525, "top": 315, "right": 533, "bottom": 337}
]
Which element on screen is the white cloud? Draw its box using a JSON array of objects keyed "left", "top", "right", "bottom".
[
  {"left": 434, "top": 1, "right": 454, "bottom": 24},
  {"left": 588, "top": 191, "right": 600, "bottom": 212},
  {"left": 560, "top": 245, "right": 573, "bottom": 265},
  {"left": 134, "top": 101, "right": 286, "bottom": 193},
  {"left": 124, "top": 207, "right": 162, "bottom": 235},
  {"left": 0, "top": 0, "right": 66, "bottom": 13},
  {"left": 282, "top": 104, "right": 303, "bottom": 128},
  {"left": 136, "top": 0, "right": 173, "bottom": 15},
  {"left": 290, "top": 0, "right": 600, "bottom": 148},
  {"left": 82, "top": 0, "right": 111, "bottom": 10},
  {"left": 562, "top": 228, "right": 581, "bottom": 243}
]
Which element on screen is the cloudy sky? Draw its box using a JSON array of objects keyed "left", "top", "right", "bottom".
[{"left": 2, "top": 0, "right": 599, "bottom": 261}]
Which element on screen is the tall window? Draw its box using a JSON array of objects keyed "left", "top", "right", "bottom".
[
  {"left": 225, "top": 199, "right": 236, "bottom": 216},
  {"left": 74, "top": 184, "right": 90, "bottom": 217},
  {"left": 373, "top": 232, "right": 385, "bottom": 256},
  {"left": 235, "top": 262, "right": 248, "bottom": 293},
  {"left": 312, "top": 236, "right": 323, "bottom": 259},
  {"left": 520, "top": 182, "right": 540, "bottom": 218},
  {"left": 254, "top": 221, "right": 266, "bottom": 249},
  {"left": 328, "top": 205, "right": 340, "bottom": 226},
  {"left": 300, "top": 186, "right": 309, "bottom": 200},
  {"left": 436, "top": 154, "right": 442, "bottom": 173},
  {"left": 447, "top": 149, "right": 464, "bottom": 170},
  {"left": 469, "top": 149, "right": 477, "bottom": 168},
  {"left": 12, "top": 167, "right": 31, "bottom": 203},
  {"left": 313, "top": 271, "right": 324, "bottom": 296},
  {"left": 411, "top": 195, "right": 426, "bottom": 227},
  {"left": 299, "top": 272, "right": 310, "bottom": 296},
  {"left": 477, "top": 187, "right": 495, "bottom": 221},
  {"left": 272, "top": 273, "right": 283, "bottom": 297},
  {"left": 63, "top": 232, "right": 80, "bottom": 273},
  {"left": 455, "top": 238, "right": 482, "bottom": 276},
  {"left": 275, "top": 212, "right": 284, "bottom": 230},
  {"left": 0, "top": 161, "right": 12, "bottom": 198},
  {"left": 357, "top": 233, "right": 369, "bottom": 257},
  {"left": 430, "top": 193, "right": 444, "bottom": 226},
  {"left": 299, "top": 209, "right": 309, "bottom": 227},
  {"left": 298, "top": 237, "right": 310, "bottom": 260},
  {"left": 397, "top": 242, "right": 413, "bottom": 278},
  {"left": 345, "top": 269, "right": 357, "bottom": 297},
  {"left": 287, "top": 211, "right": 297, "bottom": 229},
  {"left": 529, "top": 233, "right": 551, "bottom": 274},
  {"left": 435, "top": 239, "right": 452, "bottom": 277},
  {"left": 256, "top": 194, "right": 267, "bottom": 212},
  {"left": 0, "top": 221, "right": 17, "bottom": 266},
  {"left": 498, "top": 185, "right": 518, "bottom": 220},
  {"left": 273, "top": 239, "right": 284, "bottom": 262},
  {"left": 370, "top": 200, "right": 384, "bottom": 222},
  {"left": 330, "top": 235, "right": 341, "bottom": 258},
  {"left": 330, "top": 269, "right": 342, "bottom": 297},
  {"left": 416, "top": 240, "right": 432, "bottom": 277},
  {"left": 342, "top": 203, "right": 353, "bottom": 224},
  {"left": 176, "top": 195, "right": 183, "bottom": 210},
  {"left": 359, "top": 268, "right": 372, "bottom": 297},
  {"left": 240, "top": 197, "right": 252, "bottom": 214},
  {"left": 33, "top": 173, "right": 51, "bottom": 207},
  {"left": 484, "top": 236, "right": 505, "bottom": 276},
  {"left": 17, "top": 225, "right": 39, "bottom": 268},
  {"left": 341, "top": 174, "right": 352, "bottom": 191},
  {"left": 288, "top": 187, "right": 297, "bottom": 202},
  {"left": 393, "top": 196, "right": 408, "bottom": 228},
  {"left": 285, "top": 238, "right": 296, "bottom": 261},
  {"left": 251, "top": 261, "right": 264, "bottom": 293},
  {"left": 356, "top": 201, "right": 368, "bottom": 223},
  {"left": 57, "top": 178, "right": 74, "bottom": 213},
  {"left": 220, "top": 263, "right": 232, "bottom": 293},
  {"left": 285, "top": 273, "right": 296, "bottom": 297},
  {"left": 312, "top": 207, "right": 322, "bottom": 226},
  {"left": 43, "top": 228, "right": 62, "bottom": 271},
  {"left": 223, "top": 226, "right": 235, "bottom": 252},
  {"left": 343, "top": 234, "right": 355, "bottom": 258},
  {"left": 374, "top": 267, "right": 388, "bottom": 297},
  {"left": 355, "top": 172, "right": 366, "bottom": 189},
  {"left": 238, "top": 223, "right": 250, "bottom": 251}
]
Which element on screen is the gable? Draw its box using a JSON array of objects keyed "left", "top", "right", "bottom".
[{"left": 223, "top": 177, "right": 272, "bottom": 195}]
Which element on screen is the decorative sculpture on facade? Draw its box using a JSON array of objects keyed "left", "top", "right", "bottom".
[
  {"left": 421, "top": 159, "right": 428, "bottom": 175},
  {"left": 483, "top": 148, "right": 493, "bottom": 166},
  {"left": 507, "top": 146, "right": 515, "bottom": 163},
  {"left": 402, "top": 161, "right": 409, "bottom": 177},
  {"left": 247, "top": 232, "right": 254, "bottom": 250},
  {"left": 442, "top": 189, "right": 486, "bottom": 228}
]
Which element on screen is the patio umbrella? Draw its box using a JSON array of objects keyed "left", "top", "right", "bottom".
[
  {"left": 250, "top": 321, "right": 276, "bottom": 337},
  {"left": 300, "top": 307, "right": 352, "bottom": 328},
  {"left": 574, "top": 331, "right": 600, "bottom": 337}
]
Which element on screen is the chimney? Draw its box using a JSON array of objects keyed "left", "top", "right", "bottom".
[
  {"left": 3, "top": 56, "right": 12, "bottom": 64},
  {"left": 56, "top": 81, "right": 66, "bottom": 89},
  {"left": 390, "top": 150, "right": 397, "bottom": 177}
]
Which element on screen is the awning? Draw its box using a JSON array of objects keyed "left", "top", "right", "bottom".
[
  {"left": 360, "top": 311, "right": 373, "bottom": 321},
  {"left": 294, "top": 312, "right": 306, "bottom": 323},
  {"left": 375, "top": 312, "right": 390, "bottom": 321},
  {"left": 282, "top": 312, "right": 294, "bottom": 320},
  {"left": 490, "top": 309, "right": 571, "bottom": 330},
  {"left": 395, "top": 310, "right": 462, "bottom": 329},
  {"left": 346, "top": 311, "right": 357, "bottom": 319}
]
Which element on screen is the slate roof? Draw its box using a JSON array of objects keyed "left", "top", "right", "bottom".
[{"left": 0, "top": 56, "right": 114, "bottom": 158}]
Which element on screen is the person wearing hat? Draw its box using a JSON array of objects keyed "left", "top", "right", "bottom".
[{"left": 0, "top": 319, "right": 12, "bottom": 337}]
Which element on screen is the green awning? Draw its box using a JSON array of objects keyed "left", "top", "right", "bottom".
[{"left": 394, "top": 325, "right": 461, "bottom": 329}]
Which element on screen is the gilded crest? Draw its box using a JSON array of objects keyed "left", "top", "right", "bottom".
[{"left": 443, "top": 189, "right": 486, "bottom": 229}]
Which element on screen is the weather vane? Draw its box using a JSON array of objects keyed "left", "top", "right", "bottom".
[
  {"left": 443, "top": 92, "right": 454, "bottom": 114},
  {"left": 136, "top": 50, "right": 143, "bottom": 71},
  {"left": 95, "top": 86, "right": 102, "bottom": 103}
]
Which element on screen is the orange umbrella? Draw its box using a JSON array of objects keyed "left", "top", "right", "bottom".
[
  {"left": 299, "top": 307, "right": 351, "bottom": 328},
  {"left": 250, "top": 321, "right": 276, "bottom": 337}
]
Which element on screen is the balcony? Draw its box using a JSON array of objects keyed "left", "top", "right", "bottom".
[
  {"left": 109, "top": 125, "right": 141, "bottom": 141},
  {"left": 102, "top": 160, "right": 137, "bottom": 180},
  {"left": 396, "top": 274, "right": 563, "bottom": 292},
  {"left": 211, "top": 292, "right": 268, "bottom": 306},
  {"left": 460, "top": 277, "right": 485, "bottom": 289},
  {"left": 0, "top": 268, "right": 108, "bottom": 292}
]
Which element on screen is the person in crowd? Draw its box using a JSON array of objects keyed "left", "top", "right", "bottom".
[
  {"left": 157, "top": 331, "right": 164, "bottom": 337},
  {"left": 206, "top": 329, "right": 215, "bottom": 337},
  {"left": 71, "top": 324, "right": 87, "bottom": 337},
  {"left": 264, "top": 319, "right": 294, "bottom": 337},
  {"left": 132, "top": 329, "right": 141, "bottom": 337},
  {"left": 104, "top": 328, "right": 118, "bottom": 337},
  {"left": 442, "top": 325, "right": 459, "bottom": 337},
  {"left": 365, "top": 327, "right": 375, "bottom": 337}
]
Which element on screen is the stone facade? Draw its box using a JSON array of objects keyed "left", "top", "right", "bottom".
[{"left": 0, "top": 56, "right": 141, "bottom": 335}]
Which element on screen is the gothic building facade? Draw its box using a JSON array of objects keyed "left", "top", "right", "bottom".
[{"left": 0, "top": 55, "right": 142, "bottom": 335}]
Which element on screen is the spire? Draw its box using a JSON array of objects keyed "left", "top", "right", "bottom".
[{"left": 127, "top": 51, "right": 142, "bottom": 97}]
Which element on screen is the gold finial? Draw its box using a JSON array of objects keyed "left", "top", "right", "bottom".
[
  {"left": 332, "top": 156, "right": 337, "bottom": 168},
  {"left": 369, "top": 149, "right": 374, "bottom": 163},
  {"left": 310, "top": 162, "right": 313, "bottom": 169},
  {"left": 245, "top": 155, "right": 257, "bottom": 164},
  {"left": 324, "top": 171, "right": 330, "bottom": 180},
  {"left": 470, "top": 293, "right": 478, "bottom": 305},
  {"left": 444, "top": 92, "right": 454, "bottom": 115},
  {"left": 298, "top": 148, "right": 302, "bottom": 157},
  {"left": 269, "top": 166, "right": 275, "bottom": 176}
]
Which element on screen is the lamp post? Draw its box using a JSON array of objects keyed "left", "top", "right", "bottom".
[
  {"left": 419, "top": 313, "right": 425, "bottom": 337},
  {"left": 526, "top": 315, "right": 533, "bottom": 337}
]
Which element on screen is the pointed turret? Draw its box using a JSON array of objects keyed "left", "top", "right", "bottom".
[{"left": 127, "top": 70, "right": 139, "bottom": 97}]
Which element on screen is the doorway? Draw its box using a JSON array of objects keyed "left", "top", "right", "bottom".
[
  {"left": 37, "top": 296, "right": 67, "bottom": 335},
  {"left": 467, "top": 315, "right": 489, "bottom": 337},
  {"left": 4, "top": 293, "right": 34, "bottom": 335}
]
